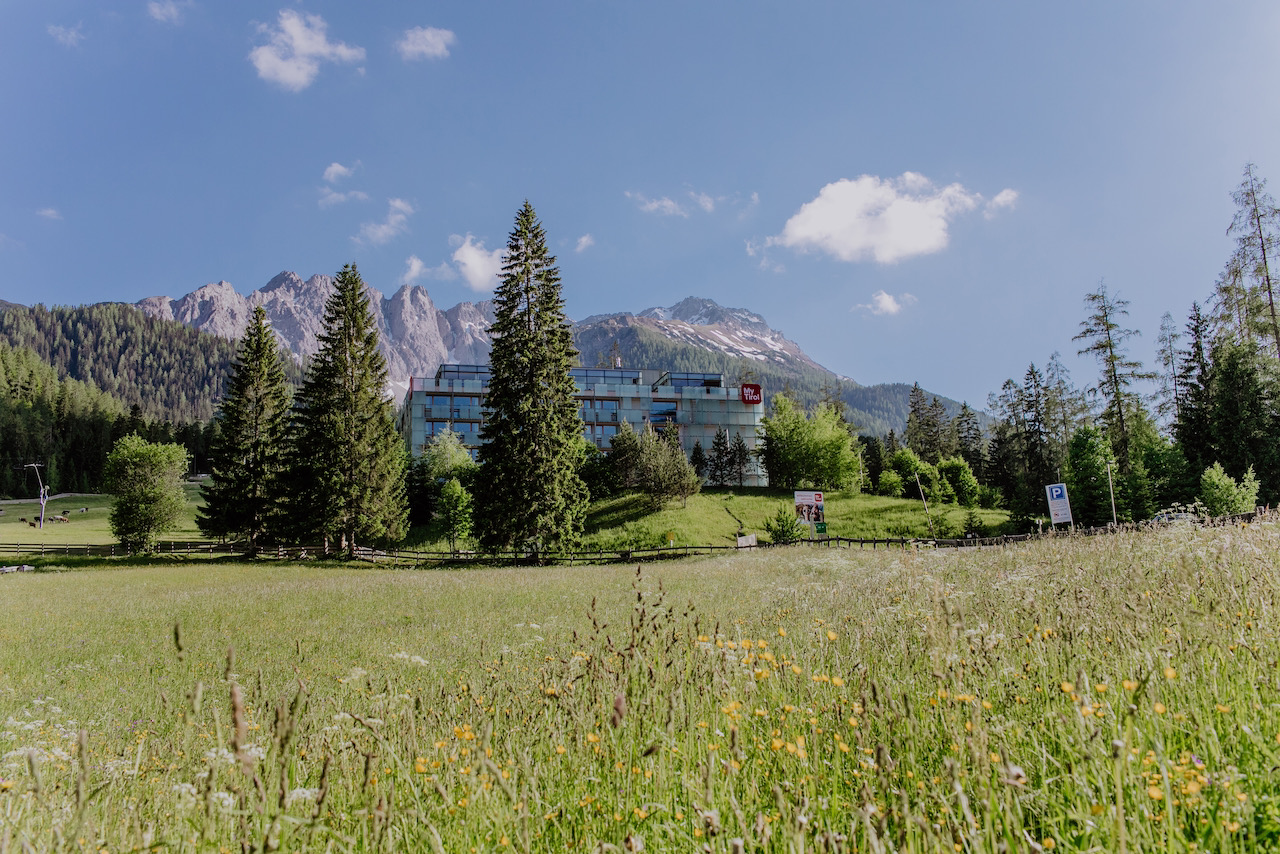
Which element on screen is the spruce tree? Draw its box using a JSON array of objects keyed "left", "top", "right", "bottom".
[
  {"left": 198, "top": 307, "right": 292, "bottom": 553},
  {"left": 474, "top": 202, "right": 587, "bottom": 559},
  {"left": 730, "top": 432, "right": 750, "bottom": 487},
  {"left": 287, "top": 264, "right": 407, "bottom": 556},
  {"left": 708, "top": 427, "right": 730, "bottom": 486}
]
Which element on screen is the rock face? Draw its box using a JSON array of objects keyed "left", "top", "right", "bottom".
[{"left": 136, "top": 272, "right": 495, "bottom": 385}]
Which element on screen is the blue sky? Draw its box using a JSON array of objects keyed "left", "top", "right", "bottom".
[{"left": 3, "top": 2, "right": 1279, "bottom": 407}]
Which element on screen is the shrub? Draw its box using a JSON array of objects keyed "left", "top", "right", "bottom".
[
  {"left": 876, "top": 469, "right": 905, "bottom": 498},
  {"left": 1199, "top": 463, "right": 1260, "bottom": 517},
  {"left": 763, "top": 505, "right": 805, "bottom": 544}
]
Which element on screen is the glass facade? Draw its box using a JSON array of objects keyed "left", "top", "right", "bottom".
[{"left": 398, "top": 363, "right": 767, "bottom": 485}]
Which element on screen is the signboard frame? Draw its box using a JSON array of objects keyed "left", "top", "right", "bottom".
[{"left": 1045, "top": 483, "right": 1073, "bottom": 526}]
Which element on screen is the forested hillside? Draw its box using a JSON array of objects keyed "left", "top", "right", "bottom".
[
  {"left": 0, "top": 303, "right": 298, "bottom": 423},
  {"left": 0, "top": 343, "right": 124, "bottom": 496}
]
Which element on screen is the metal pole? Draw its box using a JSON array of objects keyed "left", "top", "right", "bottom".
[
  {"left": 25, "top": 464, "right": 48, "bottom": 529},
  {"left": 915, "top": 474, "right": 936, "bottom": 538},
  {"left": 1106, "top": 461, "right": 1118, "bottom": 526}
]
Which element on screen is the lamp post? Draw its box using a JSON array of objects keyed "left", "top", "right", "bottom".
[
  {"left": 1105, "top": 460, "right": 1118, "bottom": 527},
  {"left": 25, "top": 463, "right": 49, "bottom": 529}
]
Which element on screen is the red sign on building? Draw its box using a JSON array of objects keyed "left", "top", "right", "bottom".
[{"left": 739, "top": 383, "right": 763, "bottom": 405}]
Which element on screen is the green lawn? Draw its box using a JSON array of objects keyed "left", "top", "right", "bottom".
[
  {"left": 4, "top": 485, "right": 1008, "bottom": 553},
  {"left": 0, "top": 484, "right": 207, "bottom": 546},
  {"left": 1, "top": 524, "right": 1277, "bottom": 851}
]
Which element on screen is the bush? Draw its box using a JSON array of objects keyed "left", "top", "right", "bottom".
[
  {"left": 938, "top": 457, "right": 980, "bottom": 507},
  {"left": 763, "top": 505, "right": 805, "bottom": 544},
  {"left": 876, "top": 469, "right": 905, "bottom": 498},
  {"left": 1199, "top": 463, "right": 1260, "bottom": 517}
]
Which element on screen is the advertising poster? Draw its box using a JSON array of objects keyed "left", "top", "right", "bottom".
[{"left": 794, "top": 491, "right": 825, "bottom": 525}]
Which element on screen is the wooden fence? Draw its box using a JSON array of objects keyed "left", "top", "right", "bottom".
[{"left": 2, "top": 509, "right": 1271, "bottom": 568}]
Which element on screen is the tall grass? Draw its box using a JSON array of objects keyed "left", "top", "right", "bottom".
[{"left": 0, "top": 523, "right": 1276, "bottom": 851}]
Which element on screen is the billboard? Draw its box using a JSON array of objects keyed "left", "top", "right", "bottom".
[
  {"left": 1045, "top": 483, "right": 1073, "bottom": 525},
  {"left": 794, "top": 490, "right": 824, "bottom": 525},
  {"left": 740, "top": 383, "right": 763, "bottom": 405}
]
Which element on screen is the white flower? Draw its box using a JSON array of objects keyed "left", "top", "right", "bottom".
[
  {"left": 210, "top": 791, "right": 235, "bottom": 813},
  {"left": 172, "top": 782, "right": 199, "bottom": 808},
  {"left": 286, "top": 787, "right": 319, "bottom": 805},
  {"left": 204, "top": 748, "right": 235, "bottom": 765}
]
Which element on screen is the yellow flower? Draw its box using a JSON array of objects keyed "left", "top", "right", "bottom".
[
  {"left": 555, "top": 745, "right": 567, "bottom": 754},
  {"left": 1060, "top": 682, "right": 1074, "bottom": 693},
  {"left": 1154, "top": 702, "right": 1166, "bottom": 714},
  {"left": 1043, "top": 839, "right": 1056, "bottom": 850},
  {"left": 832, "top": 677, "right": 845, "bottom": 687},
  {"left": 826, "top": 630, "right": 838, "bottom": 641},
  {"left": 1123, "top": 680, "right": 1138, "bottom": 691},
  {"left": 587, "top": 732, "right": 600, "bottom": 743},
  {"left": 1216, "top": 704, "right": 1231, "bottom": 714},
  {"left": 778, "top": 628, "right": 786, "bottom": 637},
  {"left": 1148, "top": 786, "right": 1164, "bottom": 801},
  {"left": 1095, "top": 683, "right": 1107, "bottom": 693},
  {"left": 633, "top": 807, "right": 648, "bottom": 819},
  {"left": 1163, "top": 667, "right": 1177, "bottom": 680}
]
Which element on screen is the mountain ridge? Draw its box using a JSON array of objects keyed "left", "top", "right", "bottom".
[{"left": 133, "top": 274, "right": 970, "bottom": 434}]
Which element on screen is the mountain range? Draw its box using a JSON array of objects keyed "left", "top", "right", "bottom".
[{"left": 131, "top": 272, "right": 972, "bottom": 435}]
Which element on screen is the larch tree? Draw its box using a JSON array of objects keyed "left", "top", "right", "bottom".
[
  {"left": 197, "top": 306, "right": 292, "bottom": 553},
  {"left": 1229, "top": 163, "right": 1280, "bottom": 361},
  {"left": 1073, "top": 281, "right": 1153, "bottom": 474},
  {"left": 287, "top": 264, "right": 407, "bottom": 556},
  {"left": 474, "top": 201, "right": 587, "bottom": 559}
]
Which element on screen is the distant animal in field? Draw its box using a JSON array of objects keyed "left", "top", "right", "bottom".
[
  {"left": 19, "top": 518, "right": 27, "bottom": 523},
  {"left": 80, "top": 507, "right": 88, "bottom": 513},
  {"left": 28, "top": 521, "right": 36, "bottom": 528}
]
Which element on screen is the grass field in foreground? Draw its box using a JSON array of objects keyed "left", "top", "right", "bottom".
[{"left": 2, "top": 525, "right": 1278, "bottom": 852}]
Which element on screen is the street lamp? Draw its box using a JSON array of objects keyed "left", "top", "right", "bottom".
[
  {"left": 1105, "top": 460, "right": 1118, "bottom": 527},
  {"left": 25, "top": 463, "right": 49, "bottom": 529}
]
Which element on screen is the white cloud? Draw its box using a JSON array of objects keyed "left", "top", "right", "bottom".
[
  {"left": 319, "top": 187, "right": 369, "bottom": 208},
  {"left": 690, "top": 191, "right": 715, "bottom": 213},
  {"left": 450, "top": 234, "right": 503, "bottom": 293},
  {"left": 400, "top": 254, "right": 457, "bottom": 285},
  {"left": 249, "top": 10, "right": 365, "bottom": 93},
  {"left": 854, "top": 290, "right": 917, "bottom": 316},
  {"left": 396, "top": 26, "right": 456, "bottom": 60},
  {"left": 626, "top": 191, "right": 687, "bottom": 217},
  {"left": 575, "top": 234, "right": 594, "bottom": 253},
  {"left": 48, "top": 24, "right": 85, "bottom": 47},
  {"left": 323, "top": 161, "right": 357, "bottom": 183},
  {"left": 147, "top": 1, "right": 190, "bottom": 25},
  {"left": 354, "top": 198, "right": 413, "bottom": 245},
  {"left": 36, "top": 208, "right": 62, "bottom": 220},
  {"left": 770, "top": 172, "right": 1009, "bottom": 264},
  {"left": 984, "top": 188, "right": 1019, "bottom": 219}
]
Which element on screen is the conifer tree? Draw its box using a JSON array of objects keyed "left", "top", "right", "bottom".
[
  {"left": 689, "top": 440, "right": 707, "bottom": 481},
  {"left": 474, "top": 202, "right": 587, "bottom": 558},
  {"left": 198, "top": 307, "right": 291, "bottom": 553},
  {"left": 730, "top": 432, "right": 750, "bottom": 487},
  {"left": 708, "top": 427, "right": 730, "bottom": 486},
  {"left": 287, "top": 264, "right": 407, "bottom": 556}
]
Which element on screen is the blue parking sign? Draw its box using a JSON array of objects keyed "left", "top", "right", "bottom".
[{"left": 1045, "top": 483, "right": 1073, "bottom": 524}]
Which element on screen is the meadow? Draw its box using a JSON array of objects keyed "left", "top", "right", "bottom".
[
  {"left": 1, "top": 523, "right": 1277, "bottom": 852},
  {"left": 1, "top": 487, "right": 1010, "bottom": 552}
]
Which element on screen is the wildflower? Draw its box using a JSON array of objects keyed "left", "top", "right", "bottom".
[
  {"left": 1163, "top": 667, "right": 1176, "bottom": 680},
  {"left": 826, "top": 631, "right": 838, "bottom": 641},
  {"left": 1154, "top": 703, "right": 1166, "bottom": 715},
  {"left": 778, "top": 629, "right": 786, "bottom": 637},
  {"left": 1123, "top": 680, "right": 1137, "bottom": 691},
  {"left": 555, "top": 745, "right": 566, "bottom": 755},
  {"left": 1060, "top": 682, "right": 1073, "bottom": 694},
  {"left": 1043, "top": 839, "right": 1056, "bottom": 850},
  {"left": 587, "top": 733, "right": 600, "bottom": 743},
  {"left": 1148, "top": 786, "right": 1164, "bottom": 801},
  {"left": 1215, "top": 704, "right": 1231, "bottom": 714},
  {"left": 1095, "top": 683, "right": 1107, "bottom": 693}
]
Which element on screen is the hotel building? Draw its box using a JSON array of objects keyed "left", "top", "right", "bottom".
[{"left": 398, "top": 363, "right": 767, "bottom": 486}]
